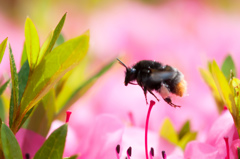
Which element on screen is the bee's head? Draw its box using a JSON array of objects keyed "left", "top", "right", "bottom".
[
  {"left": 117, "top": 58, "right": 137, "bottom": 86},
  {"left": 125, "top": 68, "right": 137, "bottom": 86}
]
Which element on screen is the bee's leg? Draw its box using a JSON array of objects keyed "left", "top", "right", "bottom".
[
  {"left": 147, "top": 89, "right": 160, "bottom": 102},
  {"left": 143, "top": 87, "right": 148, "bottom": 104},
  {"left": 164, "top": 97, "right": 181, "bottom": 108}
]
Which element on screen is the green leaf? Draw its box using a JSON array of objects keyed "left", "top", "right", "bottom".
[
  {"left": 0, "top": 80, "right": 9, "bottom": 96},
  {"left": 12, "top": 31, "right": 89, "bottom": 133},
  {"left": 54, "top": 33, "right": 65, "bottom": 48},
  {"left": 25, "top": 17, "right": 40, "bottom": 70},
  {"left": 20, "top": 41, "right": 27, "bottom": 67},
  {"left": 63, "top": 155, "right": 78, "bottom": 159},
  {"left": 160, "top": 118, "right": 178, "bottom": 145},
  {"left": 178, "top": 132, "right": 197, "bottom": 150},
  {"left": 45, "top": 13, "right": 67, "bottom": 56},
  {"left": 56, "top": 58, "right": 115, "bottom": 115},
  {"left": 27, "top": 89, "right": 56, "bottom": 137},
  {"left": 37, "top": 14, "right": 66, "bottom": 66},
  {"left": 34, "top": 124, "right": 67, "bottom": 159},
  {"left": 0, "top": 98, "right": 5, "bottom": 122},
  {"left": 38, "top": 32, "right": 53, "bottom": 65},
  {"left": 0, "top": 118, "right": 4, "bottom": 159},
  {"left": 1, "top": 123, "right": 23, "bottom": 159},
  {"left": 199, "top": 68, "right": 224, "bottom": 113},
  {"left": 0, "top": 37, "right": 8, "bottom": 64},
  {"left": 211, "top": 60, "right": 236, "bottom": 113},
  {"left": 221, "top": 55, "right": 236, "bottom": 81},
  {"left": 9, "top": 44, "right": 19, "bottom": 125},
  {"left": 9, "top": 60, "right": 30, "bottom": 128},
  {"left": 178, "top": 120, "right": 190, "bottom": 140}
]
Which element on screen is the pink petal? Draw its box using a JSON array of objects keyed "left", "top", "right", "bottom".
[
  {"left": 184, "top": 141, "right": 221, "bottom": 159},
  {"left": 16, "top": 128, "right": 45, "bottom": 158},
  {"left": 78, "top": 114, "right": 124, "bottom": 159},
  {"left": 231, "top": 139, "right": 240, "bottom": 158}
]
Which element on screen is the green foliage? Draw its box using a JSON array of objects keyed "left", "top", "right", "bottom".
[
  {"left": 55, "top": 58, "right": 116, "bottom": 116},
  {"left": 160, "top": 118, "right": 197, "bottom": 150},
  {"left": 9, "top": 60, "right": 30, "bottom": 127},
  {"left": 0, "top": 13, "right": 115, "bottom": 157},
  {"left": 201, "top": 57, "right": 240, "bottom": 137},
  {"left": 20, "top": 42, "right": 27, "bottom": 66},
  {"left": 34, "top": 124, "right": 67, "bottom": 159},
  {"left": 9, "top": 44, "right": 19, "bottom": 127},
  {"left": 221, "top": 55, "right": 236, "bottom": 81},
  {"left": 0, "top": 38, "right": 8, "bottom": 64},
  {"left": 25, "top": 17, "right": 40, "bottom": 70},
  {"left": 0, "top": 80, "right": 9, "bottom": 96},
  {"left": 1, "top": 123, "right": 23, "bottom": 159},
  {"left": 63, "top": 155, "right": 78, "bottom": 159}
]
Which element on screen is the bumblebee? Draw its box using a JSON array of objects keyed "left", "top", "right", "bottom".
[{"left": 117, "top": 58, "right": 187, "bottom": 107}]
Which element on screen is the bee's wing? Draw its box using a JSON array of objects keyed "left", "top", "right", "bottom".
[{"left": 149, "top": 69, "right": 177, "bottom": 82}]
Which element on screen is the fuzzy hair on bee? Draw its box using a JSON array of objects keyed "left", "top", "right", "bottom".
[{"left": 117, "top": 58, "right": 187, "bottom": 107}]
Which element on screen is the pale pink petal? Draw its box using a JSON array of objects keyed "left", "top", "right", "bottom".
[
  {"left": 78, "top": 114, "right": 124, "bottom": 159},
  {"left": 184, "top": 141, "right": 221, "bottom": 159}
]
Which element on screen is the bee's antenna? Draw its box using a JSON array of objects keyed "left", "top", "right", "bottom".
[{"left": 116, "top": 58, "right": 128, "bottom": 69}]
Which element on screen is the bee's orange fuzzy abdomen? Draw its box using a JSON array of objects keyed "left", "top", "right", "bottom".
[{"left": 175, "top": 79, "right": 187, "bottom": 97}]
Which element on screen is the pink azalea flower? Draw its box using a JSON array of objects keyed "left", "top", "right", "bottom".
[
  {"left": 184, "top": 111, "right": 239, "bottom": 159},
  {"left": 77, "top": 114, "right": 124, "bottom": 159}
]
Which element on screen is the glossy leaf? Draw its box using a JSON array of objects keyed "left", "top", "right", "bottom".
[
  {"left": 211, "top": 60, "right": 240, "bottom": 135},
  {"left": 54, "top": 33, "right": 65, "bottom": 47},
  {"left": 178, "top": 120, "right": 190, "bottom": 140},
  {"left": 37, "top": 13, "right": 66, "bottom": 66},
  {"left": 0, "top": 98, "right": 5, "bottom": 123},
  {"left": 0, "top": 80, "right": 9, "bottom": 96},
  {"left": 160, "top": 118, "right": 178, "bottom": 145},
  {"left": 63, "top": 155, "right": 78, "bottom": 159},
  {"left": 221, "top": 55, "right": 236, "bottom": 81},
  {"left": 9, "top": 61, "right": 30, "bottom": 127},
  {"left": 0, "top": 118, "right": 3, "bottom": 159},
  {"left": 178, "top": 132, "right": 197, "bottom": 150},
  {"left": 37, "top": 32, "right": 53, "bottom": 65},
  {"left": 199, "top": 68, "right": 224, "bottom": 113},
  {"left": 45, "top": 13, "right": 67, "bottom": 56},
  {"left": 56, "top": 58, "right": 115, "bottom": 115},
  {"left": 12, "top": 31, "right": 89, "bottom": 133},
  {"left": 211, "top": 60, "right": 235, "bottom": 113},
  {"left": 25, "top": 17, "right": 40, "bottom": 70},
  {"left": 0, "top": 37, "right": 8, "bottom": 64},
  {"left": 20, "top": 42, "right": 27, "bottom": 67},
  {"left": 34, "top": 124, "right": 67, "bottom": 159},
  {"left": 27, "top": 89, "right": 56, "bottom": 137},
  {"left": 9, "top": 44, "right": 19, "bottom": 125},
  {"left": 1, "top": 123, "right": 23, "bottom": 159}
]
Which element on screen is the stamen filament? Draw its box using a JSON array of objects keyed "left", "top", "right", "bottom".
[
  {"left": 224, "top": 136, "right": 230, "bottom": 159},
  {"left": 145, "top": 100, "right": 155, "bottom": 159}
]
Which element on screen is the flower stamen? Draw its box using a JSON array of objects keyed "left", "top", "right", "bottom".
[
  {"left": 65, "top": 110, "right": 72, "bottom": 123},
  {"left": 145, "top": 100, "right": 155, "bottom": 159},
  {"left": 224, "top": 136, "right": 230, "bottom": 159},
  {"left": 162, "top": 151, "right": 167, "bottom": 159},
  {"left": 150, "top": 147, "right": 154, "bottom": 159},
  {"left": 127, "top": 146, "right": 132, "bottom": 159},
  {"left": 116, "top": 144, "right": 120, "bottom": 159}
]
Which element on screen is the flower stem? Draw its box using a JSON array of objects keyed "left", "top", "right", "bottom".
[{"left": 145, "top": 100, "right": 155, "bottom": 159}]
